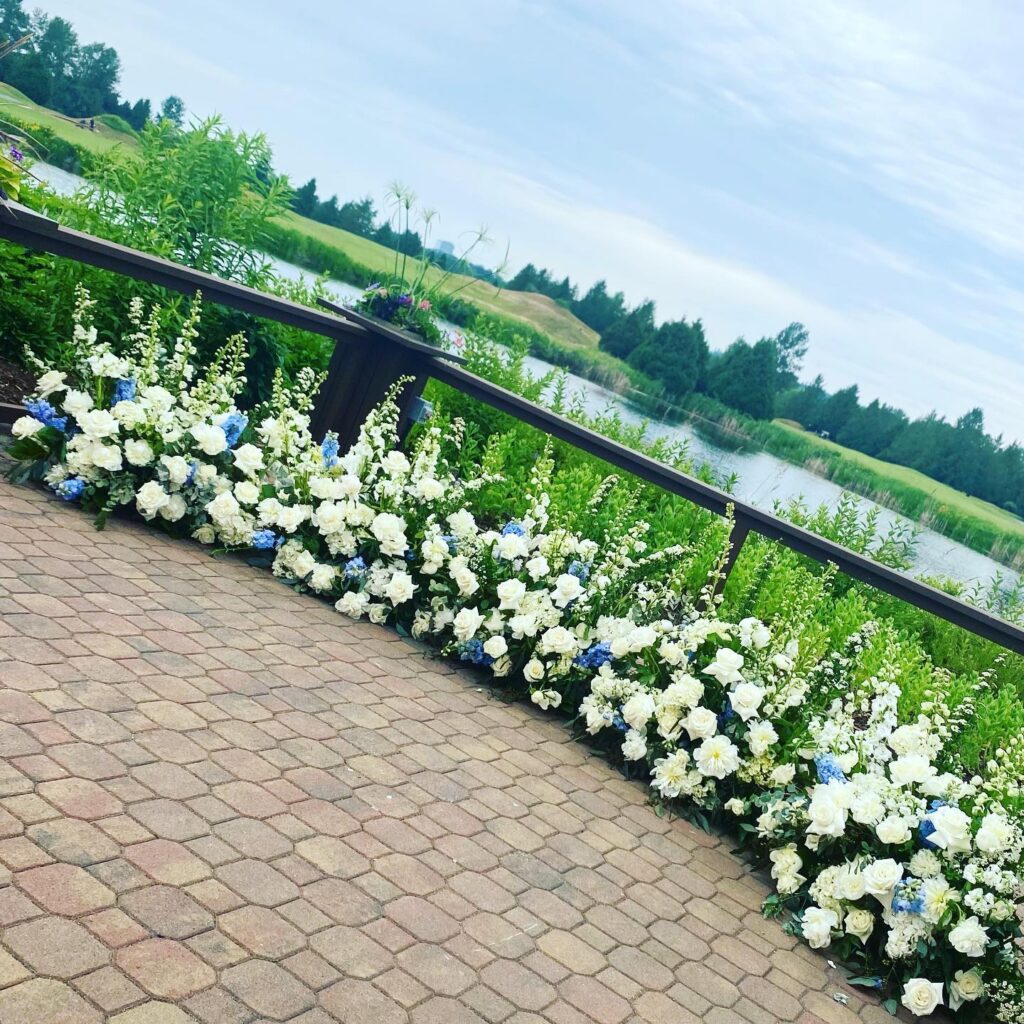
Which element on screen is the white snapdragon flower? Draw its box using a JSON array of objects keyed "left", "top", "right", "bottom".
[
  {"left": 900, "top": 978, "right": 943, "bottom": 1017},
  {"left": 124, "top": 439, "right": 154, "bottom": 466}
]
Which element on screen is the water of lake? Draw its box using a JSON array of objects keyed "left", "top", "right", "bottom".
[{"left": 30, "top": 162, "right": 1019, "bottom": 593}]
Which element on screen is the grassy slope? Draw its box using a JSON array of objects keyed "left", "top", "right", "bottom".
[
  {"left": 0, "top": 82, "right": 137, "bottom": 157},
  {"left": 276, "top": 211, "right": 600, "bottom": 349},
  {"left": 772, "top": 419, "right": 1024, "bottom": 539}
]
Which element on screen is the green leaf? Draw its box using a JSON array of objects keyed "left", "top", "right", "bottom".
[
  {"left": 882, "top": 998, "right": 899, "bottom": 1016},
  {"left": 6, "top": 434, "right": 50, "bottom": 461}
]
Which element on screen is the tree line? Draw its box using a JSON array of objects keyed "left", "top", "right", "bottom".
[
  {"left": 509, "top": 257, "right": 1022, "bottom": 516},
  {"left": 0, "top": 0, "right": 183, "bottom": 131}
]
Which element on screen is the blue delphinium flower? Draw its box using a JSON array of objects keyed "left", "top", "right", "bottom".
[
  {"left": 718, "top": 699, "right": 737, "bottom": 729},
  {"left": 25, "top": 397, "right": 68, "bottom": 432},
  {"left": 185, "top": 461, "right": 198, "bottom": 486},
  {"left": 459, "top": 639, "right": 494, "bottom": 667},
  {"left": 919, "top": 799, "right": 945, "bottom": 849},
  {"left": 610, "top": 714, "right": 629, "bottom": 732},
  {"left": 441, "top": 534, "right": 458, "bottom": 555},
  {"left": 219, "top": 412, "right": 248, "bottom": 448},
  {"left": 814, "top": 753, "right": 846, "bottom": 785},
  {"left": 891, "top": 881, "right": 924, "bottom": 915},
  {"left": 112, "top": 378, "right": 137, "bottom": 404},
  {"left": 321, "top": 436, "right": 340, "bottom": 468},
  {"left": 501, "top": 521, "right": 525, "bottom": 537},
  {"left": 567, "top": 560, "right": 591, "bottom": 582},
  {"left": 343, "top": 556, "right": 367, "bottom": 580},
  {"left": 251, "top": 529, "right": 278, "bottom": 550},
  {"left": 573, "top": 641, "right": 612, "bottom": 670},
  {"left": 56, "top": 477, "right": 85, "bottom": 501}
]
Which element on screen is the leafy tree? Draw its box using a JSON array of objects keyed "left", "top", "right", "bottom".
[
  {"left": 778, "top": 374, "right": 827, "bottom": 429},
  {"left": 125, "top": 97, "right": 150, "bottom": 131},
  {"left": 818, "top": 384, "right": 860, "bottom": 437},
  {"left": 836, "top": 399, "right": 908, "bottom": 457},
  {"left": 316, "top": 194, "right": 340, "bottom": 226},
  {"left": 773, "top": 322, "right": 809, "bottom": 389},
  {"left": 336, "top": 196, "right": 375, "bottom": 236},
  {"left": 159, "top": 94, "right": 185, "bottom": 127},
  {"left": 598, "top": 300, "right": 656, "bottom": 360},
  {"left": 291, "top": 177, "right": 318, "bottom": 217},
  {"left": 572, "top": 279, "right": 627, "bottom": 333},
  {"left": 629, "top": 317, "right": 708, "bottom": 397},
  {"left": 705, "top": 338, "right": 778, "bottom": 419}
]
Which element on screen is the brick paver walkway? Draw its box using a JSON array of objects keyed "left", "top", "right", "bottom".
[{"left": 0, "top": 480, "right": 896, "bottom": 1024}]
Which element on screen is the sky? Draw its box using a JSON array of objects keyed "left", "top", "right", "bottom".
[{"left": 42, "top": 0, "right": 1024, "bottom": 443}]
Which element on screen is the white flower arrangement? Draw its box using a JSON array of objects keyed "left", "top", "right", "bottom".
[{"left": 7, "top": 288, "right": 1024, "bottom": 1023}]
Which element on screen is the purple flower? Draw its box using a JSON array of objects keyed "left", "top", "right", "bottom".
[{"left": 9, "top": 146, "right": 23, "bottom": 164}]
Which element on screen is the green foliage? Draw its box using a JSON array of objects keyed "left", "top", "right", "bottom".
[
  {"left": 706, "top": 337, "right": 778, "bottom": 419},
  {"left": 628, "top": 317, "right": 708, "bottom": 398},
  {"left": 94, "top": 112, "right": 136, "bottom": 136}
]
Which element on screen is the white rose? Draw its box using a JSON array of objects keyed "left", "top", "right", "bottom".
[
  {"left": 335, "top": 592, "right": 369, "bottom": 618},
  {"left": 924, "top": 805, "right": 972, "bottom": 855},
  {"left": 190, "top": 423, "right": 228, "bottom": 456},
  {"left": 206, "top": 491, "right": 240, "bottom": 522},
  {"left": 703, "top": 647, "right": 745, "bottom": 684},
  {"left": 800, "top": 907, "right": 838, "bottom": 949},
  {"left": 161, "top": 454, "right": 192, "bottom": 487},
  {"left": 844, "top": 908, "right": 874, "bottom": 944},
  {"left": 416, "top": 477, "right": 444, "bottom": 501},
  {"left": 890, "top": 754, "right": 936, "bottom": 788},
  {"left": 483, "top": 635, "right": 508, "bottom": 659},
  {"left": 35, "top": 370, "right": 67, "bottom": 397},
  {"left": 232, "top": 443, "right": 264, "bottom": 476},
  {"left": 806, "top": 788, "right": 848, "bottom": 838},
  {"left": 112, "top": 400, "right": 144, "bottom": 429},
  {"left": 949, "top": 969, "right": 984, "bottom": 1011},
  {"left": 453, "top": 607, "right": 485, "bottom": 642},
  {"left": 452, "top": 564, "right": 479, "bottom": 597},
  {"left": 384, "top": 571, "right": 416, "bottom": 606},
  {"left": 497, "top": 579, "right": 527, "bottom": 610},
  {"left": 621, "top": 691, "right": 656, "bottom": 732},
  {"left": 682, "top": 706, "right": 718, "bottom": 741},
  {"left": 525, "top": 555, "right": 549, "bottom": 580},
  {"left": 136, "top": 480, "right": 169, "bottom": 519},
  {"left": 309, "top": 565, "right": 338, "bottom": 593},
  {"left": 124, "top": 439, "right": 154, "bottom": 466},
  {"left": 234, "top": 481, "right": 260, "bottom": 505},
  {"left": 949, "top": 916, "right": 988, "bottom": 958},
  {"left": 725, "top": 798, "right": 745, "bottom": 815},
  {"left": 495, "top": 532, "right": 528, "bottom": 560},
  {"left": 693, "top": 735, "right": 740, "bottom": 779},
  {"left": 837, "top": 869, "right": 867, "bottom": 902},
  {"left": 62, "top": 389, "right": 94, "bottom": 418},
  {"left": 976, "top": 812, "right": 1012, "bottom": 855},
  {"left": 875, "top": 816, "right": 912, "bottom": 845},
  {"left": 159, "top": 493, "right": 187, "bottom": 522},
  {"left": 90, "top": 443, "right": 123, "bottom": 472},
  {"left": 77, "top": 408, "right": 119, "bottom": 440},
  {"left": 729, "top": 682, "right": 765, "bottom": 722},
  {"left": 538, "top": 626, "right": 577, "bottom": 656},
  {"left": 771, "top": 764, "right": 796, "bottom": 786},
  {"left": 524, "top": 659, "right": 545, "bottom": 682},
  {"left": 11, "top": 416, "right": 43, "bottom": 438},
  {"left": 900, "top": 978, "right": 943, "bottom": 1018},
  {"left": 509, "top": 613, "right": 539, "bottom": 639},
  {"left": 739, "top": 617, "right": 771, "bottom": 649},
  {"left": 550, "top": 573, "right": 584, "bottom": 608},
  {"left": 531, "top": 688, "right": 561, "bottom": 711},
  {"left": 291, "top": 550, "right": 316, "bottom": 579},
  {"left": 746, "top": 720, "right": 778, "bottom": 757},
  {"left": 862, "top": 858, "right": 903, "bottom": 904},
  {"left": 621, "top": 730, "right": 648, "bottom": 761}
]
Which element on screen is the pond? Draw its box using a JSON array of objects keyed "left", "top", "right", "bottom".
[{"left": 30, "top": 162, "right": 1019, "bottom": 595}]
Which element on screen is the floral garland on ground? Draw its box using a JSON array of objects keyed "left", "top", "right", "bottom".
[{"left": 6, "top": 290, "right": 1024, "bottom": 1021}]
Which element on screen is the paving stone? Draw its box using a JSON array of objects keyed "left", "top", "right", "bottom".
[
  {"left": 0, "top": 978, "right": 101, "bottom": 1024},
  {"left": 129, "top": 800, "right": 209, "bottom": 842},
  {"left": 125, "top": 840, "right": 211, "bottom": 885},
  {"left": 109, "top": 1003, "right": 199, "bottom": 1024},
  {"left": 26, "top": 818, "right": 119, "bottom": 866},
  {"left": 319, "top": 978, "right": 409, "bottom": 1023},
  {"left": 309, "top": 924, "right": 391, "bottom": 978},
  {"left": 121, "top": 885, "right": 214, "bottom": 939},
  {"left": 117, "top": 939, "right": 216, "bottom": 999},
  {"left": 218, "top": 905, "right": 305, "bottom": 958},
  {"left": 221, "top": 959, "right": 315, "bottom": 1020},
  {"left": 216, "top": 859, "right": 299, "bottom": 907},
  {"left": 73, "top": 966, "right": 146, "bottom": 1012},
  {"left": 4, "top": 917, "right": 109, "bottom": 978},
  {"left": 16, "top": 862, "right": 115, "bottom": 915}
]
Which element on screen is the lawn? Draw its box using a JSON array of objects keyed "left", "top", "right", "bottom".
[
  {"left": 276, "top": 210, "right": 600, "bottom": 350},
  {"left": 0, "top": 82, "right": 138, "bottom": 157},
  {"left": 772, "top": 419, "right": 1024, "bottom": 538}
]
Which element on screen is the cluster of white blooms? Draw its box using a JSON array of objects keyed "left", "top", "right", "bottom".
[{"left": 11, "top": 290, "right": 1023, "bottom": 1023}]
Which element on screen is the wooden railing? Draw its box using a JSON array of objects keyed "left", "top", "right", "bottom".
[{"left": 2, "top": 200, "right": 1023, "bottom": 655}]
